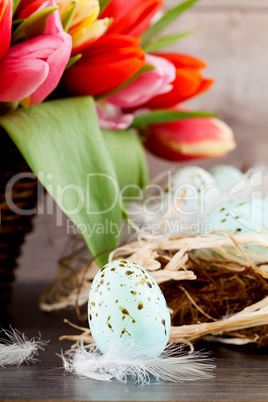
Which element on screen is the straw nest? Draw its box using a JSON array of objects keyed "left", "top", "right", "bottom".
[{"left": 40, "top": 231, "right": 268, "bottom": 349}]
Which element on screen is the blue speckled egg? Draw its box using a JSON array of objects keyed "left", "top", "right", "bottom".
[
  {"left": 88, "top": 260, "right": 171, "bottom": 357},
  {"left": 203, "top": 198, "right": 268, "bottom": 261},
  {"left": 203, "top": 198, "right": 268, "bottom": 235},
  {"left": 163, "top": 166, "right": 220, "bottom": 220},
  {"left": 210, "top": 165, "right": 244, "bottom": 192}
]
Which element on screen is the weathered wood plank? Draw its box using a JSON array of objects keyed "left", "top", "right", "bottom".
[
  {"left": 1, "top": 282, "right": 268, "bottom": 402},
  {"left": 165, "top": 0, "right": 268, "bottom": 9},
  {"left": 200, "top": 0, "right": 268, "bottom": 6}
]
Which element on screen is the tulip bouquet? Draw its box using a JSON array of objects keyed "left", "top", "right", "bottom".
[{"left": 0, "top": 0, "right": 236, "bottom": 267}]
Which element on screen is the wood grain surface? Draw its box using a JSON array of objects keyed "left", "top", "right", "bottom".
[{"left": 1, "top": 282, "right": 268, "bottom": 402}]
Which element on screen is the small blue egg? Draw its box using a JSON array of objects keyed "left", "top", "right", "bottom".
[
  {"left": 210, "top": 165, "right": 244, "bottom": 192},
  {"left": 203, "top": 198, "right": 268, "bottom": 261},
  {"left": 88, "top": 260, "right": 171, "bottom": 357},
  {"left": 163, "top": 166, "right": 219, "bottom": 224}
]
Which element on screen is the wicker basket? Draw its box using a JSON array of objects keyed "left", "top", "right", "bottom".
[{"left": 0, "top": 128, "right": 38, "bottom": 312}]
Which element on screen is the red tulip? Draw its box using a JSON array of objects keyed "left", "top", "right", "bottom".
[
  {"left": 101, "top": 0, "right": 163, "bottom": 37},
  {"left": 62, "top": 34, "right": 145, "bottom": 97},
  {"left": 144, "top": 54, "right": 214, "bottom": 109},
  {"left": 0, "top": 0, "right": 72, "bottom": 105},
  {"left": 144, "top": 114, "right": 236, "bottom": 161},
  {"left": 18, "top": 0, "right": 111, "bottom": 55},
  {"left": 17, "top": 0, "right": 44, "bottom": 18},
  {"left": 0, "top": 0, "right": 12, "bottom": 60},
  {"left": 15, "top": 0, "right": 33, "bottom": 15}
]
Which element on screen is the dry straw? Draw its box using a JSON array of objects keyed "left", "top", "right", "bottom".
[{"left": 40, "top": 231, "right": 268, "bottom": 348}]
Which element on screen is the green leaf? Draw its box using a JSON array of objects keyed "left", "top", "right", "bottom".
[
  {"left": 0, "top": 97, "right": 121, "bottom": 267},
  {"left": 141, "top": 0, "right": 200, "bottom": 46},
  {"left": 132, "top": 110, "right": 215, "bottom": 129},
  {"left": 102, "top": 130, "right": 148, "bottom": 197},
  {"left": 143, "top": 30, "right": 195, "bottom": 53},
  {"left": 66, "top": 53, "right": 82, "bottom": 69},
  {"left": 12, "top": 6, "right": 58, "bottom": 44},
  {"left": 99, "top": 0, "right": 112, "bottom": 13},
  {"left": 12, "top": 0, "right": 22, "bottom": 15},
  {"left": 61, "top": 1, "right": 77, "bottom": 32}
]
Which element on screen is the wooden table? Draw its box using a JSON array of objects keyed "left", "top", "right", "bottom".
[{"left": 0, "top": 282, "right": 268, "bottom": 402}]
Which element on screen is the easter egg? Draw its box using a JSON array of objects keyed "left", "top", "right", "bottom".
[
  {"left": 203, "top": 198, "right": 268, "bottom": 235},
  {"left": 203, "top": 198, "right": 268, "bottom": 261},
  {"left": 88, "top": 260, "right": 171, "bottom": 357},
  {"left": 210, "top": 165, "right": 244, "bottom": 192},
  {"left": 162, "top": 166, "right": 220, "bottom": 233}
]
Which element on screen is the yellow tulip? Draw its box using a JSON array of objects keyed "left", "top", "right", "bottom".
[
  {"left": 57, "top": 0, "right": 111, "bottom": 53},
  {"left": 70, "top": 17, "right": 111, "bottom": 53}
]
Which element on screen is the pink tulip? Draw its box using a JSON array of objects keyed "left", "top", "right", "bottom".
[
  {"left": 97, "top": 101, "right": 134, "bottom": 130},
  {"left": 107, "top": 54, "right": 176, "bottom": 108},
  {"left": 0, "top": 0, "right": 72, "bottom": 105},
  {"left": 144, "top": 114, "right": 236, "bottom": 161},
  {"left": 0, "top": 0, "right": 12, "bottom": 60}
]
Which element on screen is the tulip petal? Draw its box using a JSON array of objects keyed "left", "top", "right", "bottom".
[
  {"left": 64, "top": 56, "right": 145, "bottom": 96},
  {"left": 146, "top": 68, "right": 205, "bottom": 108},
  {"left": 3, "top": 0, "right": 71, "bottom": 105},
  {"left": 145, "top": 117, "right": 236, "bottom": 161},
  {"left": 101, "top": 0, "right": 163, "bottom": 36},
  {"left": 63, "top": 34, "right": 145, "bottom": 97},
  {"left": 97, "top": 102, "right": 134, "bottom": 130},
  {"left": 194, "top": 78, "right": 214, "bottom": 97},
  {"left": 156, "top": 53, "right": 207, "bottom": 69},
  {"left": 107, "top": 54, "right": 176, "bottom": 108},
  {"left": 0, "top": 0, "right": 12, "bottom": 60},
  {"left": 7, "top": 35, "right": 64, "bottom": 58},
  {"left": 125, "top": 1, "right": 163, "bottom": 37},
  {"left": 71, "top": 17, "right": 110, "bottom": 55},
  {"left": 0, "top": 58, "right": 49, "bottom": 102},
  {"left": 79, "top": 35, "right": 143, "bottom": 64},
  {"left": 18, "top": 0, "right": 50, "bottom": 19},
  {"left": 16, "top": 0, "right": 39, "bottom": 16},
  {"left": 28, "top": 0, "right": 72, "bottom": 105},
  {"left": 32, "top": 40, "right": 71, "bottom": 105},
  {"left": 145, "top": 53, "right": 214, "bottom": 108},
  {"left": 57, "top": 0, "right": 99, "bottom": 28},
  {"left": 44, "top": 0, "right": 67, "bottom": 35},
  {"left": 57, "top": 0, "right": 110, "bottom": 52}
]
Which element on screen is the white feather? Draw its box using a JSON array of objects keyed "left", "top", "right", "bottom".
[
  {"left": 60, "top": 343, "right": 215, "bottom": 384},
  {"left": 0, "top": 327, "right": 48, "bottom": 367}
]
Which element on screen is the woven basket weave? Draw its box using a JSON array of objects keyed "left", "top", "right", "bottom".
[{"left": 0, "top": 128, "right": 38, "bottom": 312}]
